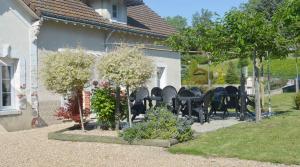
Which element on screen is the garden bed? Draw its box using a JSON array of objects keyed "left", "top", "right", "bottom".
[{"left": 48, "top": 126, "right": 179, "bottom": 148}]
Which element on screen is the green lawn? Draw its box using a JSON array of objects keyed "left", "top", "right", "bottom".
[{"left": 169, "top": 93, "right": 300, "bottom": 165}]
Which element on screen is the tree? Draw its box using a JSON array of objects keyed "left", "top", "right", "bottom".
[
  {"left": 41, "top": 48, "right": 94, "bottom": 131},
  {"left": 273, "top": 0, "right": 300, "bottom": 91},
  {"left": 98, "top": 45, "right": 154, "bottom": 127},
  {"left": 215, "top": 9, "right": 289, "bottom": 121},
  {"left": 225, "top": 62, "right": 239, "bottom": 84},
  {"left": 243, "top": 0, "right": 285, "bottom": 20},
  {"left": 192, "top": 9, "right": 217, "bottom": 27},
  {"left": 165, "top": 15, "right": 188, "bottom": 31}
]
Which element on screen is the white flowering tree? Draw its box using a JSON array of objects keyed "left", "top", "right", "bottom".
[
  {"left": 98, "top": 45, "right": 154, "bottom": 127},
  {"left": 41, "top": 48, "right": 94, "bottom": 131}
]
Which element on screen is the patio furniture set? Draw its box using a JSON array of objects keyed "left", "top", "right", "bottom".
[{"left": 130, "top": 86, "right": 255, "bottom": 124}]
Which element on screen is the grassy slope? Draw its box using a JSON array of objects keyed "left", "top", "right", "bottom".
[
  {"left": 169, "top": 93, "right": 300, "bottom": 165},
  {"left": 203, "top": 57, "right": 300, "bottom": 79}
]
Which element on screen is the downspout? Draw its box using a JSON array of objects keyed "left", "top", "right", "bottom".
[
  {"left": 105, "top": 30, "right": 115, "bottom": 52},
  {"left": 30, "top": 18, "right": 43, "bottom": 126}
]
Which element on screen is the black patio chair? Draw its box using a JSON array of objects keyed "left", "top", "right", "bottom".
[
  {"left": 151, "top": 87, "right": 162, "bottom": 97},
  {"left": 162, "top": 86, "right": 178, "bottom": 114},
  {"left": 149, "top": 87, "right": 163, "bottom": 107},
  {"left": 131, "top": 87, "right": 149, "bottom": 121},
  {"left": 225, "top": 86, "right": 239, "bottom": 117},
  {"left": 189, "top": 87, "right": 203, "bottom": 97},
  {"left": 178, "top": 89, "right": 205, "bottom": 124},
  {"left": 210, "top": 87, "right": 228, "bottom": 118},
  {"left": 178, "top": 87, "right": 186, "bottom": 95}
]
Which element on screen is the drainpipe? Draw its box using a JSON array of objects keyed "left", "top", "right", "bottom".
[
  {"left": 105, "top": 30, "right": 115, "bottom": 53},
  {"left": 30, "top": 19, "right": 43, "bottom": 127}
]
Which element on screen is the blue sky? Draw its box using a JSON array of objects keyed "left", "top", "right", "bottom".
[{"left": 144, "top": 0, "right": 248, "bottom": 24}]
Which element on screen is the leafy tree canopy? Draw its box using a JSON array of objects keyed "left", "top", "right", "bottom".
[
  {"left": 98, "top": 45, "right": 154, "bottom": 88},
  {"left": 192, "top": 9, "right": 218, "bottom": 27},
  {"left": 41, "top": 48, "right": 94, "bottom": 95},
  {"left": 165, "top": 15, "right": 188, "bottom": 31}
]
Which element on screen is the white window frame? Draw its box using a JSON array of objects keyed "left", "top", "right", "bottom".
[{"left": 0, "top": 61, "right": 15, "bottom": 111}]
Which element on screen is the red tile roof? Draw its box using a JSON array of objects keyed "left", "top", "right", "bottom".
[{"left": 22, "top": 0, "right": 176, "bottom": 38}]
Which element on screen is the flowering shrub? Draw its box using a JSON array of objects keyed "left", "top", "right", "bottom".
[{"left": 54, "top": 91, "right": 91, "bottom": 122}]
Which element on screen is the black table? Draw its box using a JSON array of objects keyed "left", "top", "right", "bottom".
[
  {"left": 176, "top": 96, "right": 205, "bottom": 124},
  {"left": 145, "top": 96, "right": 163, "bottom": 108}
]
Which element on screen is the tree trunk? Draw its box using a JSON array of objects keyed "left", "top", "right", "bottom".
[
  {"left": 267, "top": 51, "right": 272, "bottom": 116},
  {"left": 240, "top": 66, "right": 247, "bottom": 121},
  {"left": 126, "top": 86, "right": 133, "bottom": 127},
  {"left": 77, "top": 90, "right": 85, "bottom": 132},
  {"left": 253, "top": 51, "right": 261, "bottom": 122},
  {"left": 115, "top": 86, "right": 121, "bottom": 131},
  {"left": 260, "top": 57, "right": 265, "bottom": 110},
  {"left": 296, "top": 57, "right": 299, "bottom": 93}
]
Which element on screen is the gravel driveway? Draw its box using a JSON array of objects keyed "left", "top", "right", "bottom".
[{"left": 0, "top": 123, "right": 297, "bottom": 167}]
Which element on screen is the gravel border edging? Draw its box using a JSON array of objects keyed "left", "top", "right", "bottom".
[{"left": 48, "top": 127, "right": 179, "bottom": 148}]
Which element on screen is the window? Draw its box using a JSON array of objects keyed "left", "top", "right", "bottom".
[
  {"left": 112, "top": 4, "right": 118, "bottom": 18},
  {"left": 0, "top": 65, "right": 13, "bottom": 108}
]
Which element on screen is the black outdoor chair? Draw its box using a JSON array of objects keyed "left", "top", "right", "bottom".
[
  {"left": 150, "top": 87, "right": 163, "bottom": 107},
  {"left": 210, "top": 87, "right": 228, "bottom": 118},
  {"left": 178, "top": 89, "right": 205, "bottom": 124},
  {"left": 151, "top": 87, "right": 162, "bottom": 97},
  {"left": 225, "top": 86, "right": 240, "bottom": 117},
  {"left": 190, "top": 87, "right": 202, "bottom": 97},
  {"left": 162, "top": 85, "right": 178, "bottom": 113},
  {"left": 131, "top": 87, "right": 149, "bottom": 121},
  {"left": 178, "top": 87, "right": 186, "bottom": 95}
]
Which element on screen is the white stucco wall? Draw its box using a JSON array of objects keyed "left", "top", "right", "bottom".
[
  {"left": 0, "top": 0, "right": 33, "bottom": 110},
  {"left": 0, "top": 0, "right": 37, "bottom": 131}
]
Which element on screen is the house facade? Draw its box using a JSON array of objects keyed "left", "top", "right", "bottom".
[{"left": 0, "top": 0, "right": 181, "bottom": 131}]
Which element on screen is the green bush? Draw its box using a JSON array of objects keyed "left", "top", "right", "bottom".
[
  {"left": 91, "top": 88, "right": 116, "bottom": 129},
  {"left": 294, "top": 93, "right": 300, "bottom": 110},
  {"left": 91, "top": 87, "right": 128, "bottom": 130},
  {"left": 120, "top": 107, "right": 194, "bottom": 143}
]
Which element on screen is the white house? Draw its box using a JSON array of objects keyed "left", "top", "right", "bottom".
[{"left": 0, "top": 0, "right": 181, "bottom": 131}]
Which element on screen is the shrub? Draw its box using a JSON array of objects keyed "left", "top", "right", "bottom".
[
  {"left": 120, "top": 107, "right": 194, "bottom": 143},
  {"left": 91, "top": 86, "right": 128, "bottom": 130},
  {"left": 294, "top": 93, "right": 300, "bottom": 110}
]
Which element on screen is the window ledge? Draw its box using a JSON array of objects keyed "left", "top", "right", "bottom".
[{"left": 0, "top": 109, "right": 22, "bottom": 116}]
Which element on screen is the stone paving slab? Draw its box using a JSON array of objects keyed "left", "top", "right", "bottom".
[{"left": 192, "top": 117, "right": 241, "bottom": 134}]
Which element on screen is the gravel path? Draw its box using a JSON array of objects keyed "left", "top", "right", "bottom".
[{"left": 0, "top": 123, "right": 297, "bottom": 167}]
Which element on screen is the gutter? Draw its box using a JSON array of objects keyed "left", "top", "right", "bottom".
[
  {"left": 41, "top": 12, "right": 168, "bottom": 40},
  {"left": 17, "top": 0, "right": 39, "bottom": 20}
]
